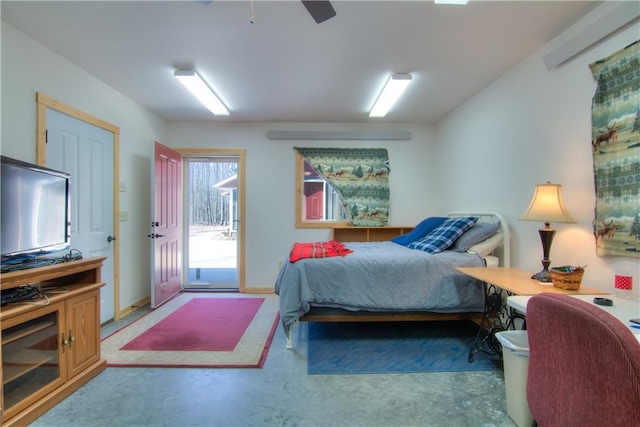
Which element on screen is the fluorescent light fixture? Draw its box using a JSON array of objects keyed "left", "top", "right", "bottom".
[
  {"left": 369, "top": 73, "right": 412, "bottom": 118},
  {"left": 174, "top": 69, "right": 229, "bottom": 115},
  {"left": 434, "top": 0, "right": 469, "bottom": 5}
]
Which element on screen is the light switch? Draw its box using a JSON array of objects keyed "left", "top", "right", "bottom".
[
  {"left": 119, "top": 211, "right": 128, "bottom": 222},
  {"left": 119, "top": 182, "right": 126, "bottom": 192}
]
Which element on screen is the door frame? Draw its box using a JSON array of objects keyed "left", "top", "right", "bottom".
[
  {"left": 35, "top": 92, "right": 121, "bottom": 319},
  {"left": 176, "top": 148, "right": 246, "bottom": 292}
]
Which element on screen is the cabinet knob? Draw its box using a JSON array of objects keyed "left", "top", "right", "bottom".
[
  {"left": 68, "top": 330, "right": 75, "bottom": 348},
  {"left": 61, "top": 333, "right": 68, "bottom": 353}
]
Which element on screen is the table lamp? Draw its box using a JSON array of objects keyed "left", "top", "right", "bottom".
[{"left": 519, "top": 182, "right": 575, "bottom": 282}]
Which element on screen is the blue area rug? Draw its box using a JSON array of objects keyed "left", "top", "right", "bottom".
[{"left": 307, "top": 321, "right": 499, "bottom": 374}]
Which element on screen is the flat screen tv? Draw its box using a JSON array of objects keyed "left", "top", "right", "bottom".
[{"left": 1, "top": 156, "right": 71, "bottom": 272}]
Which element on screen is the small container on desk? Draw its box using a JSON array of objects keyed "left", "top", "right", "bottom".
[
  {"left": 550, "top": 266, "right": 585, "bottom": 291},
  {"left": 614, "top": 273, "right": 633, "bottom": 299}
]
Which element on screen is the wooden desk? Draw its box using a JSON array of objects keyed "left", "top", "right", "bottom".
[
  {"left": 456, "top": 267, "right": 609, "bottom": 296},
  {"left": 456, "top": 267, "right": 608, "bottom": 362}
]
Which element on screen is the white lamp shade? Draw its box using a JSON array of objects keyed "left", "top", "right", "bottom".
[{"left": 520, "top": 183, "right": 575, "bottom": 223}]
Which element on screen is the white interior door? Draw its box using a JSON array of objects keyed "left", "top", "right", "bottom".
[{"left": 46, "top": 109, "right": 115, "bottom": 323}]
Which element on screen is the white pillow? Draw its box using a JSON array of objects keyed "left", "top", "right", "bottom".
[{"left": 467, "top": 231, "right": 502, "bottom": 256}]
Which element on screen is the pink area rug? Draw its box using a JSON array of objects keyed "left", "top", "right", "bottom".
[
  {"left": 121, "top": 298, "right": 264, "bottom": 351},
  {"left": 102, "top": 293, "right": 279, "bottom": 368}
]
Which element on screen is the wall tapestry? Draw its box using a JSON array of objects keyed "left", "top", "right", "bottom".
[
  {"left": 590, "top": 39, "right": 640, "bottom": 258},
  {"left": 295, "top": 147, "right": 390, "bottom": 226}
]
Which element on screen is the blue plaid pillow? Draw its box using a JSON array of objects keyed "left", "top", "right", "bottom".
[{"left": 407, "top": 217, "right": 478, "bottom": 254}]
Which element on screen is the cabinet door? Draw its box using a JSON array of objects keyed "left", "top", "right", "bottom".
[
  {"left": 1, "top": 302, "right": 65, "bottom": 420},
  {"left": 65, "top": 290, "right": 101, "bottom": 378}
]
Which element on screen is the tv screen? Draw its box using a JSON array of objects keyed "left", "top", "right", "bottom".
[{"left": 1, "top": 156, "right": 71, "bottom": 267}]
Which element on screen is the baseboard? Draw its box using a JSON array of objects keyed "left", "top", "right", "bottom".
[
  {"left": 244, "top": 287, "right": 275, "bottom": 294},
  {"left": 117, "top": 295, "right": 151, "bottom": 319}
]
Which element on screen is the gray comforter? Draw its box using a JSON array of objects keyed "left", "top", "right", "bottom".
[{"left": 275, "top": 241, "right": 486, "bottom": 333}]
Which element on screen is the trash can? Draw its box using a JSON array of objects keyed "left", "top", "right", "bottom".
[{"left": 495, "top": 330, "right": 534, "bottom": 427}]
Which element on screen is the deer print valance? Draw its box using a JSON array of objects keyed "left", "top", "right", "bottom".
[
  {"left": 295, "top": 147, "right": 390, "bottom": 226},
  {"left": 590, "top": 39, "right": 640, "bottom": 258}
]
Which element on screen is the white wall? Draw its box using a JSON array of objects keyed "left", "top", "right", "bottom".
[
  {"left": 165, "top": 122, "right": 439, "bottom": 288},
  {"left": 436, "top": 3, "right": 640, "bottom": 295},
  {"left": 1, "top": 22, "right": 167, "bottom": 309}
]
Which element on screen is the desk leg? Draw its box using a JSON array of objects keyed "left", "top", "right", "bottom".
[
  {"left": 468, "top": 284, "right": 528, "bottom": 362},
  {"left": 504, "top": 305, "right": 526, "bottom": 331},
  {"left": 468, "top": 283, "right": 506, "bottom": 363}
]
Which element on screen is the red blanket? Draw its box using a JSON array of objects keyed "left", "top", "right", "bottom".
[{"left": 289, "top": 241, "right": 353, "bottom": 263}]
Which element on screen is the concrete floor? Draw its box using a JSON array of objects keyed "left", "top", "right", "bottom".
[{"left": 30, "top": 301, "right": 517, "bottom": 427}]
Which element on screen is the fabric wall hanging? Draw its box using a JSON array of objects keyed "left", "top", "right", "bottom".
[
  {"left": 295, "top": 147, "right": 390, "bottom": 226},
  {"left": 590, "top": 39, "right": 640, "bottom": 258}
]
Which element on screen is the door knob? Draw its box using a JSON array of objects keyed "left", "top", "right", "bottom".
[
  {"left": 147, "top": 233, "right": 166, "bottom": 239},
  {"left": 107, "top": 235, "right": 116, "bottom": 242}
]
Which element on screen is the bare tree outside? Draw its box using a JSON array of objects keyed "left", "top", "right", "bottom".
[{"left": 188, "top": 161, "right": 235, "bottom": 228}]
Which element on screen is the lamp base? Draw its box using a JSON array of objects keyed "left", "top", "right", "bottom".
[{"left": 531, "top": 269, "right": 552, "bottom": 283}]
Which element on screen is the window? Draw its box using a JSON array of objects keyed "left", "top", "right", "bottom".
[
  {"left": 294, "top": 148, "right": 391, "bottom": 228},
  {"left": 295, "top": 151, "right": 348, "bottom": 228}
]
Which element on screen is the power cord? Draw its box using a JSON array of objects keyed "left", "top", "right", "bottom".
[
  {"left": 41, "top": 287, "right": 70, "bottom": 294},
  {"left": 63, "top": 249, "right": 83, "bottom": 262},
  {"left": 8, "top": 291, "right": 50, "bottom": 306}
]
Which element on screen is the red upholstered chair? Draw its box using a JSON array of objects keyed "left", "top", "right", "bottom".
[{"left": 526, "top": 293, "right": 640, "bottom": 427}]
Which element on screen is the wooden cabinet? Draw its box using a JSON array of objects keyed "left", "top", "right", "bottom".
[
  {"left": 332, "top": 226, "right": 413, "bottom": 242},
  {"left": 63, "top": 290, "right": 102, "bottom": 379},
  {"left": 1, "top": 257, "right": 107, "bottom": 426}
]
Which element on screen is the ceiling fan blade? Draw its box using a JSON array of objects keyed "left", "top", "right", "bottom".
[{"left": 301, "top": 1, "right": 336, "bottom": 24}]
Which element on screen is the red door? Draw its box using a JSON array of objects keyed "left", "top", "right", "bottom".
[
  {"left": 151, "top": 142, "right": 182, "bottom": 308},
  {"left": 304, "top": 181, "right": 324, "bottom": 220}
]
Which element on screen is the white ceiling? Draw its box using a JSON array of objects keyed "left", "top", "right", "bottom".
[{"left": 1, "top": 1, "right": 600, "bottom": 124}]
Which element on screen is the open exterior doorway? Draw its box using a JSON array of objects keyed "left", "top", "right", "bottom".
[{"left": 182, "top": 153, "right": 243, "bottom": 290}]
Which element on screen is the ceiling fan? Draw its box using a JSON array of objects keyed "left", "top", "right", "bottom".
[
  {"left": 301, "top": 1, "right": 336, "bottom": 24},
  {"left": 194, "top": 1, "right": 336, "bottom": 24}
]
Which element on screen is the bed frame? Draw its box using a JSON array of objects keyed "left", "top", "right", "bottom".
[{"left": 285, "top": 211, "right": 511, "bottom": 349}]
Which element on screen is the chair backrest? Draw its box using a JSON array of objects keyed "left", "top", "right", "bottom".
[{"left": 526, "top": 293, "right": 640, "bottom": 427}]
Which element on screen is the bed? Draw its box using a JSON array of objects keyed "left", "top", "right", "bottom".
[{"left": 275, "top": 212, "right": 511, "bottom": 349}]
